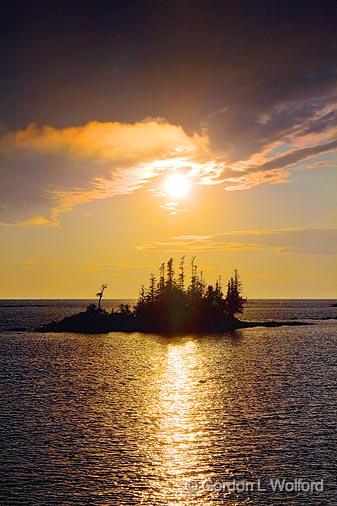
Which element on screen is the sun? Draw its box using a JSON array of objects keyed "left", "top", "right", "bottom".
[{"left": 164, "top": 173, "right": 190, "bottom": 199}]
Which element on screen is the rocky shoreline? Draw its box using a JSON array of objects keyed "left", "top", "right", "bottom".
[{"left": 35, "top": 307, "right": 313, "bottom": 334}]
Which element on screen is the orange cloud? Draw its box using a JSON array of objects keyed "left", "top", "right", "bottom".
[
  {"left": 0, "top": 104, "right": 336, "bottom": 224},
  {"left": 0, "top": 119, "right": 209, "bottom": 161},
  {"left": 0, "top": 119, "right": 215, "bottom": 224}
]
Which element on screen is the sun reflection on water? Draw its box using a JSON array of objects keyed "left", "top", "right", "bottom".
[{"left": 153, "top": 340, "right": 205, "bottom": 502}]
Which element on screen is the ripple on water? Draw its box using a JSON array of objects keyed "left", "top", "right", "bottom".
[{"left": 0, "top": 323, "right": 336, "bottom": 504}]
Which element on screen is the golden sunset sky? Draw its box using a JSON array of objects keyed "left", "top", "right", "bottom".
[{"left": 0, "top": 2, "right": 336, "bottom": 298}]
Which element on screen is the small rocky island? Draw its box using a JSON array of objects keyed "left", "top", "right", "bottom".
[{"left": 36, "top": 258, "right": 311, "bottom": 334}]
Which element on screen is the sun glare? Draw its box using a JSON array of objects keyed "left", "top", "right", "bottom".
[{"left": 164, "top": 173, "right": 190, "bottom": 199}]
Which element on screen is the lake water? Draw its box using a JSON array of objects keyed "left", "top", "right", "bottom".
[{"left": 0, "top": 300, "right": 336, "bottom": 504}]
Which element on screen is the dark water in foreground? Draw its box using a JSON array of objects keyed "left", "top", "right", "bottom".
[{"left": 0, "top": 300, "right": 336, "bottom": 504}]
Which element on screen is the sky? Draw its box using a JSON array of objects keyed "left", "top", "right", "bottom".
[{"left": 0, "top": 0, "right": 336, "bottom": 298}]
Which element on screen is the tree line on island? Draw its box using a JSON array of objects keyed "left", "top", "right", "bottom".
[
  {"left": 36, "top": 257, "right": 312, "bottom": 333},
  {"left": 86, "top": 257, "right": 245, "bottom": 333}
]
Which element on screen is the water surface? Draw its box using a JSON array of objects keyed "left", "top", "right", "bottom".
[{"left": 0, "top": 300, "right": 336, "bottom": 504}]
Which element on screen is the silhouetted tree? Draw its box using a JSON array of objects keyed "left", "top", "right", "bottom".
[
  {"left": 178, "top": 255, "right": 185, "bottom": 291},
  {"left": 96, "top": 284, "right": 107, "bottom": 309},
  {"left": 225, "top": 269, "right": 245, "bottom": 318},
  {"left": 119, "top": 303, "right": 132, "bottom": 316},
  {"left": 159, "top": 262, "right": 165, "bottom": 299},
  {"left": 133, "top": 258, "right": 246, "bottom": 332},
  {"left": 166, "top": 258, "right": 174, "bottom": 289},
  {"left": 148, "top": 274, "right": 157, "bottom": 303},
  {"left": 41, "top": 260, "right": 248, "bottom": 334}
]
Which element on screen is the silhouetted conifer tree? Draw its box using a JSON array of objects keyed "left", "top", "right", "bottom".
[
  {"left": 133, "top": 258, "right": 246, "bottom": 331},
  {"left": 148, "top": 274, "right": 156, "bottom": 303},
  {"left": 159, "top": 263, "right": 165, "bottom": 298},
  {"left": 166, "top": 258, "right": 174, "bottom": 289},
  {"left": 225, "top": 269, "right": 245, "bottom": 318},
  {"left": 178, "top": 255, "right": 185, "bottom": 291}
]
